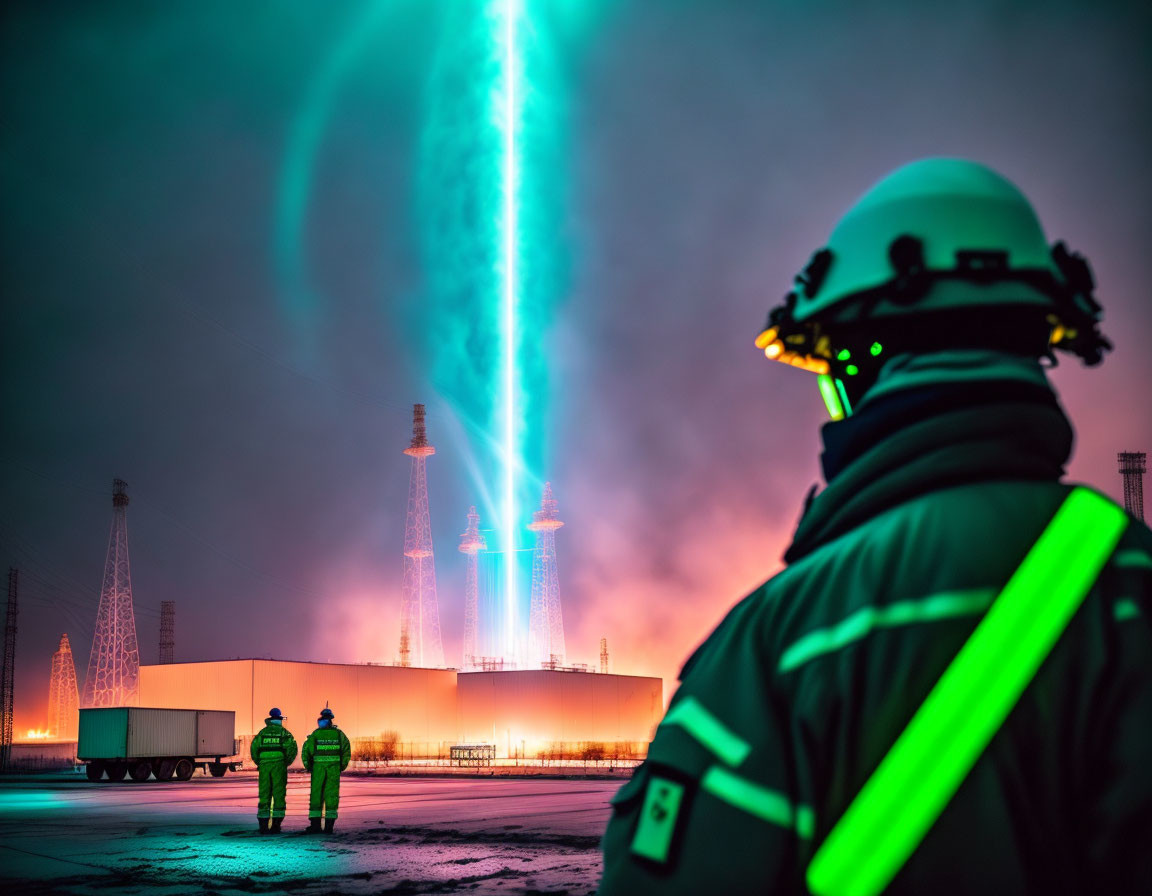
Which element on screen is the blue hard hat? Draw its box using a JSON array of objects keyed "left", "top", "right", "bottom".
[
  {"left": 268, "top": 707, "right": 285, "bottom": 720},
  {"left": 319, "top": 707, "right": 334, "bottom": 720}
]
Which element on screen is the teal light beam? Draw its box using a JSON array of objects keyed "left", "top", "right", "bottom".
[{"left": 497, "top": 0, "right": 523, "bottom": 660}]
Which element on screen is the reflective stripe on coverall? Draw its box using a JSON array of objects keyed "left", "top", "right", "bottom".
[
  {"left": 302, "top": 726, "right": 351, "bottom": 819},
  {"left": 250, "top": 723, "right": 298, "bottom": 820}
]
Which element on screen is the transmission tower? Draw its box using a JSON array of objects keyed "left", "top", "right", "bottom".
[
  {"left": 159, "top": 601, "right": 175, "bottom": 664},
  {"left": 459, "top": 506, "right": 486, "bottom": 671},
  {"left": 600, "top": 637, "right": 609, "bottom": 674},
  {"left": 48, "top": 634, "right": 79, "bottom": 741},
  {"left": 527, "top": 482, "right": 566, "bottom": 666},
  {"left": 82, "top": 479, "right": 140, "bottom": 707},
  {"left": 400, "top": 405, "right": 444, "bottom": 668},
  {"left": 1, "top": 569, "right": 17, "bottom": 770},
  {"left": 1119, "top": 452, "right": 1146, "bottom": 523}
]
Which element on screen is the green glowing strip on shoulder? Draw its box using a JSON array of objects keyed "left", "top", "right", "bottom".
[
  {"left": 779, "top": 589, "right": 997, "bottom": 674},
  {"left": 661, "top": 697, "right": 751, "bottom": 767},
  {"left": 1114, "top": 598, "right": 1141, "bottom": 621},
  {"left": 806, "top": 488, "right": 1128, "bottom": 896},
  {"left": 701, "top": 766, "right": 815, "bottom": 839},
  {"left": 1113, "top": 549, "right": 1152, "bottom": 571}
]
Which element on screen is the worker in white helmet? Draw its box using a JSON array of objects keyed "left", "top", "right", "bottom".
[{"left": 600, "top": 158, "right": 1152, "bottom": 894}]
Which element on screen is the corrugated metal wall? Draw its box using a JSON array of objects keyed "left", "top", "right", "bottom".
[
  {"left": 140, "top": 661, "right": 458, "bottom": 758},
  {"left": 456, "top": 671, "right": 662, "bottom": 756},
  {"left": 195, "top": 710, "right": 236, "bottom": 756},
  {"left": 250, "top": 661, "right": 457, "bottom": 747},
  {"left": 126, "top": 708, "right": 197, "bottom": 757},
  {"left": 138, "top": 660, "right": 257, "bottom": 733}
]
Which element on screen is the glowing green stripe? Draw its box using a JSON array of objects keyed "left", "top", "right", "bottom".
[
  {"left": 1113, "top": 550, "right": 1152, "bottom": 571},
  {"left": 701, "top": 766, "right": 815, "bottom": 839},
  {"left": 835, "top": 379, "right": 852, "bottom": 415},
  {"left": 779, "top": 589, "right": 996, "bottom": 674},
  {"left": 661, "top": 697, "right": 751, "bottom": 767},
  {"left": 817, "top": 374, "right": 846, "bottom": 421},
  {"left": 807, "top": 488, "right": 1127, "bottom": 896},
  {"left": 1114, "top": 598, "right": 1140, "bottom": 621}
]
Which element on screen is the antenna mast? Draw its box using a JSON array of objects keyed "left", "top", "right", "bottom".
[
  {"left": 82, "top": 479, "right": 140, "bottom": 707},
  {"left": 1, "top": 569, "right": 17, "bottom": 770},
  {"left": 1118, "top": 452, "right": 1146, "bottom": 522},
  {"left": 459, "top": 507, "right": 486, "bottom": 671},
  {"left": 159, "top": 601, "right": 175, "bottom": 664},
  {"left": 527, "top": 482, "right": 566, "bottom": 666},
  {"left": 48, "top": 634, "right": 79, "bottom": 740},
  {"left": 400, "top": 405, "right": 444, "bottom": 667}
]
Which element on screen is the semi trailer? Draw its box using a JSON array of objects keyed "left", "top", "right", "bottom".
[{"left": 78, "top": 707, "right": 239, "bottom": 782}]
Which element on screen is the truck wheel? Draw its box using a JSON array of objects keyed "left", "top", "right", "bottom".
[
  {"left": 129, "top": 760, "right": 152, "bottom": 782},
  {"left": 208, "top": 762, "right": 227, "bottom": 777},
  {"left": 105, "top": 761, "right": 128, "bottom": 782},
  {"left": 85, "top": 761, "right": 105, "bottom": 781},
  {"left": 174, "top": 758, "right": 195, "bottom": 781},
  {"left": 154, "top": 759, "right": 176, "bottom": 781}
]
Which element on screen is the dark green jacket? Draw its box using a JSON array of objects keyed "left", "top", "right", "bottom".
[
  {"left": 601, "top": 390, "right": 1152, "bottom": 894},
  {"left": 250, "top": 722, "right": 298, "bottom": 766},
  {"left": 302, "top": 725, "right": 351, "bottom": 772}
]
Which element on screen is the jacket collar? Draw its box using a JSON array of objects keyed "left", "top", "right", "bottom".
[{"left": 784, "top": 382, "right": 1073, "bottom": 563}]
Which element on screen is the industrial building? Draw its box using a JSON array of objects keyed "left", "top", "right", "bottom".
[
  {"left": 458, "top": 670, "right": 661, "bottom": 759},
  {"left": 138, "top": 660, "right": 661, "bottom": 761}
]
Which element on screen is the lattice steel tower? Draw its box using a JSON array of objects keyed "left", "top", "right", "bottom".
[
  {"left": 600, "top": 637, "right": 609, "bottom": 674},
  {"left": 1118, "top": 452, "right": 1146, "bottom": 523},
  {"left": 159, "top": 601, "right": 175, "bottom": 664},
  {"left": 1, "top": 569, "right": 17, "bottom": 770},
  {"left": 459, "top": 506, "right": 486, "bottom": 671},
  {"left": 528, "top": 482, "right": 566, "bottom": 666},
  {"left": 82, "top": 479, "right": 140, "bottom": 707},
  {"left": 48, "top": 633, "right": 79, "bottom": 741},
  {"left": 400, "top": 405, "right": 444, "bottom": 668}
]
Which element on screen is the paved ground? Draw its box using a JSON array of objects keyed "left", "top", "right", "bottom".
[{"left": 0, "top": 770, "right": 624, "bottom": 895}]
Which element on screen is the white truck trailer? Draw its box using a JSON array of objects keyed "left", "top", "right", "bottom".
[{"left": 78, "top": 707, "right": 239, "bottom": 782}]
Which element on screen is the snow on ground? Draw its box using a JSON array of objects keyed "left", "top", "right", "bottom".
[{"left": 0, "top": 770, "right": 624, "bottom": 895}]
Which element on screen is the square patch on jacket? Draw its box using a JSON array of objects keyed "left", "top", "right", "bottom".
[{"left": 630, "top": 775, "right": 686, "bottom": 865}]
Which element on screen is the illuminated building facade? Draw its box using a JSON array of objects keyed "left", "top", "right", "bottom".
[{"left": 139, "top": 660, "right": 661, "bottom": 761}]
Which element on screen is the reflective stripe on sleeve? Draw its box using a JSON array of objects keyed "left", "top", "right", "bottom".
[
  {"left": 701, "top": 766, "right": 815, "bottom": 839},
  {"left": 1113, "top": 549, "right": 1152, "bottom": 571},
  {"left": 779, "top": 589, "right": 996, "bottom": 674},
  {"left": 660, "top": 697, "right": 751, "bottom": 767}
]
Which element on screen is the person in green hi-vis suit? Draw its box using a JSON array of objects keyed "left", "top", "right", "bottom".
[
  {"left": 600, "top": 159, "right": 1152, "bottom": 895},
  {"left": 250, "top": 707, "right": 297, "bottom": 834},
  {"left": 301, "top": 706, "right": 351, "bottom": 834}
]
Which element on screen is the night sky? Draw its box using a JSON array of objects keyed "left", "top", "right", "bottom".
[{"left": 2, "top": 0, "right": 1150, "bottom": 731}]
